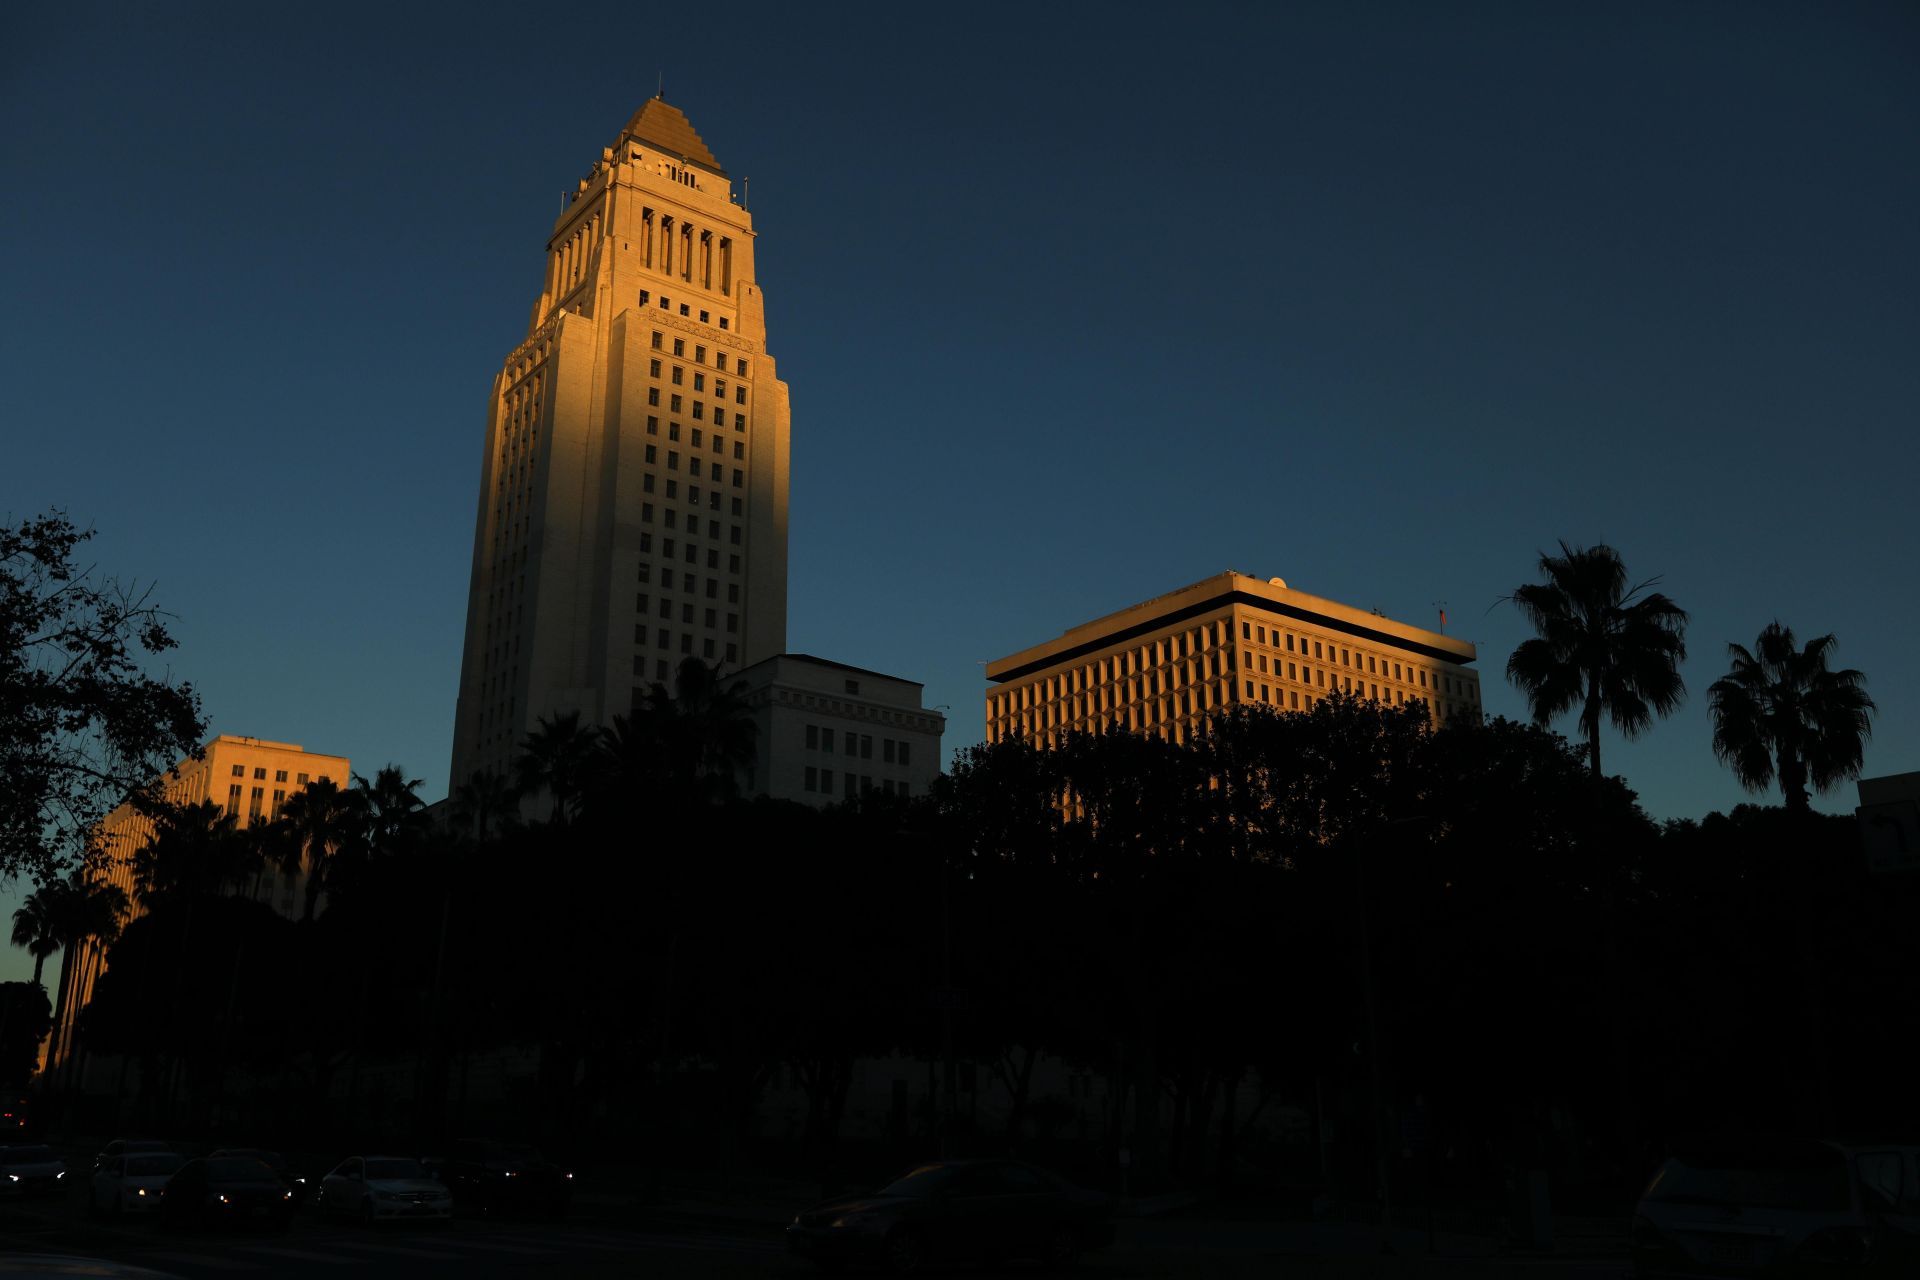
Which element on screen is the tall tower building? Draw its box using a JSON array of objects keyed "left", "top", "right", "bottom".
[{"left": 450, "top": 98, "right": 791, "bottom": 786}]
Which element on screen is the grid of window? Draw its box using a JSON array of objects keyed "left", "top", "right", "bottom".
[{"left": 987, "top": 612, "right": 1482, "bottom": 746}]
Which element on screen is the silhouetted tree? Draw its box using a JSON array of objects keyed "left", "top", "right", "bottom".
[
  {"left": 0, "top": 512, "right": 205, "bottom": 881},
  {"left": 274, "top": 777, "right": 361, "bottom": 922},
  {"left": 1708, "top": 623, "right": 1876, "bottom": 814},
  {"left": 1505, "top": 541, "right": 1688, "bottom": 783},
  {"left": 9, "top": 885, "right": 61, "bottom": 987},
  {"left": 0, "top": 982, "right": 52, "bottom": 1089},
  {"left": 448, "top": 769, "right": 517, "bottom": 844},
  {"left": 514, "top": 711, "right": 600, "bottom": 824}
]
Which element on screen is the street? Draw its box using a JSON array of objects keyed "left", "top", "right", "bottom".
[{"left": 0, "top": 1188, "right": 1634, "bottom": 1279}]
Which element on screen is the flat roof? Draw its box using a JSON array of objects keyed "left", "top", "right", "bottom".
[
  {"left": 986, "top": 571, "right": 1476, "bottom": 685},
  {"left": 737, "top": 652, "right": 926, "bottom": 690}
]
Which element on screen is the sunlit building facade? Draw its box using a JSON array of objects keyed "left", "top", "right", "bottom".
[
  {"left": 48, "top": 735, "right": 349, "bottom": 1070},
  {"left": 448, "top": 97, "right": 792, "bottom": 788},
  {"left": 984, "top": 572, "right": 1480, "bottom": 747},
  {"left": 735, "top": 655, "right": 946, "bottom": 808}
]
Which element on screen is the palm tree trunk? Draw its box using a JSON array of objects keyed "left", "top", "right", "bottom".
[{"left": 30, "top": 953, "right": 45, "bottom": 987}]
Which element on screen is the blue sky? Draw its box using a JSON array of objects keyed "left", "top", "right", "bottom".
[{"left": 4, "top": 1, "right": 1916, "bottom": 975}]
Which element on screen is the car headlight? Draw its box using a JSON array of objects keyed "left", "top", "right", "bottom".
[
  {"left": 136, "top": 1188, "right": 148, "bottom": 1198},
  {"left": 55, "top": 1172, "right": 65, "bottom": 1180},
  {"left": 5, "top": 1175, "right": 18, "bottom": 1183}
]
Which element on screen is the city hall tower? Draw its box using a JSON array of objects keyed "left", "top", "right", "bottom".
[{"left": 450, "top": 98, "right": 791, "bottom": 787}]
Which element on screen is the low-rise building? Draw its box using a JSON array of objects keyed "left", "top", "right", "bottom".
[
  {"left": 735, "top": 654, "right": 945, "bottom": 807},
  {"left": 985, "top": 571, "right": 1480, "bottom": 747},
  {"left": 47, "top": 735, "right": 349, "bottom": 1070}
]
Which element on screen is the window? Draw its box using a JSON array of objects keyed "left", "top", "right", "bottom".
[
  {"left": 725, "top": 643, "right": 737, "bottom": 663},
  {"left": 647, "top": 387, "right": 659, "bottom": 406},
  {"left": 691, "top": 428, "right": 703, "bottom": 448},
  {"left": 650, "top": 331, "right": 662, "bottom": 349},
  {"left": 805, "top": 766, "right": 817, "bottom": 792},
  {"left": 227, "top": 783, "right": 242, "bottom": 813},
  {"left": 647, "top": 415, "right": 658, "bottom": 435},
  {"left": 730, "top": 525, "right": 742, "bottom": 545},
  {"left": 274, "top": 770, "right": 287, "bottom": 783},
  {"left": 883, "top": 739, "right": 896, "bottom": 764},
  {"left": 735, "top": 358, "right": 747, "bottom": 375},
  {"left": 670, "top": 394, "right": 682, "bottom": 412},
  {"left": 693, "top": 402, "right": 703, "bottom": 420},
  {"left": 861, "top": 735, "right": 873, "bottom": 760},
  {"left": 650, "top": 359, "right": 661, "bottom": 376},
  {"left": 296, "top": 772, "right": 309, "bottom": 785},
  {"left": 726, "top": 612, "right": 738, "bottom": 632},
  {"left": 845, "top": 735, "right": 857, "bottom": 758},
  {"left": 254, "top": 767, "right": 266, "bottom": 780},
  {"left": 735, "top": 386, "right": 746, "bottom": 404},
  {"left": 732, "top": 468, "right": 743, "bottom": 488},
  {"left": 821, "top": 768, "right": 834, "bottom": 793},
  {"left": 727, "top": 584, "right": 739, "bottom": 603},
  {"left": 729, "top": 555, "right": 741, "bottom": 572},
  {"left": 672, "top": 338, "right": 684, "bottom": 356},
  {"left": 693, "top": 373, "right": 705, "bottom": 392},
  {"left": 231, "top": 764, "right": 245, "bottom": 777},
  {"left": 844, "top": 772, "right": 856, "bottom": 799},
  {"left": 822, "top": 727, "right": 835, "bottom": 752},
  {"left": 733, "top": 441, "right": 744, "bottom": 460},
  {"left": 669, "top": 422, "right": 681, "bottom": 441},
  {"left": 698, "top": 310, "right": 709, "bottom": 324},
  {"left": 695, "top": 345, "right": 706, "bottom": 364},
  {"left": 668, "top": 450, "right": 679, "bottom": 471},
  {"left": 898, "top": 742, "right": 910, "bottom": 766},
  {"left": 734, "top": 413, "right": 745, "bottom": 429},
  {"left": 806, "top": 725, "right": 818, "bottom": 750}
]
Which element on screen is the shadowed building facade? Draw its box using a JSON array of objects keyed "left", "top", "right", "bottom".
[
  {"left": 48, "top": 735, "right": 349, "bottom": 1072},
  {"left": 449, "top": 97, "right": 791, "bottom": 787},
  {"left": 734, "top": 654, "right": 946, "bottom": 807},
  {"left": 985, "top": 572, "right": 1480, "bottom": 747}
]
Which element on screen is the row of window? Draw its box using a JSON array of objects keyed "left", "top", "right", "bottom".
[
  {"left": 1239, "top": 619, "right": 1477, "bottom": 699},
  {"left": 802, "top": 767, "right": 912, "bottom": 798},
  {"left": 637, "top": 291, "right": 731, "bottom": 331},
  {"left": 230, "top": 764, "right": 322, "bottom": 786},
  {"left": 802, "top": 724, "right": 912, "bottom": 765},
  {"left": 635, "top": 634, "right": 738, "bottom": 661},
  {"left": 645, "top": 358, "right": 750, "bottom": 404},
  {"left": 635, "top": 605, "right": 738, "bottom": 631},
  {"left": 639, "top": 461, "right": 745, "bottom": 488},
  {"left": 649, "top": 330, "right": 748, "bottom": 376}
]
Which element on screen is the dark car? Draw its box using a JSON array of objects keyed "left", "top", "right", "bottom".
[
  {"left": 0, "top": 1145, "right": 69, "bottom": 1199},
  {"left": 430, "top": 1140, "right": 572, "bottom": 1216},
  {"left": 157, "top": 1157, "right": 292, "bottom": 1231},
  {"left": 787, "top": 1158, "right": 1115, "bottom": 1273},
  {"left": 1633, "top": 1135, "right": 1920, "bottom": 1276},
  {"left": 208, "top": 1149, "right": 309, "bottom": 1205},
  {"left": 1, "top": 1098, "right": 32, "bottom": 1139}
]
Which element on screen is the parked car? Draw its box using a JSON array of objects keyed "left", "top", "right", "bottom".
[
  {"left": 1, "top": 1098, "right": 31, "bottom": 1138},
  {"left": 90, "top": 1152, "right": 185, "bottom": 1218},
  {"left": 787, "top": 1158, "right": 1116, "bottom": 1273},
  {"left": 1633, "top": 1135, "right": 1920, "bottom": 1276},
  {"left": 428, "top": 1140, "right": 572, "bottom": 1217},
  {"left": 208, "top": 1150, "right": 309, "bottom": 1205},
  {"left": 90, "top": 1140, "right": 173, "bottom": 1175},
  {"left": 317, "top": 1156, "right": 453, "bottom": 1224},
  {"left": 156, "top": 1157, "right": 292, "bottom": 1231},
  {"left": 0, "top": 1145, "right": 69, "bottom": 1199}
]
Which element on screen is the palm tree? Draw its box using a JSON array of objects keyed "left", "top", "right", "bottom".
[
  {"left": 274, "top": 777, "right": 362, "bottom": 923},
  {"left": 514, "top": 712, "right": 601, "bottom": 824},
  {"left": 130, "top": 801, "right": 259, "bottom": 907},
  {"left": 353, "top": 764, "right": 428, "bottom": 852},
  {"left": 10, "top": 887, "right": 61, "bottom": 987},
  {"left": 1506, "top": 542, "right": 1689, "bottom": 783},
  {"left": 598, "top": 658, "right": 758, "bottom": 809},
  {"left": 449, "top": 770, "right": 518, "bottom": 844},
  {"left": 39, "top": 870, "right": 130, "bottom": 1067},
  {"left": 1708, "top": 623, "right": 1875, "bottom": 814}
]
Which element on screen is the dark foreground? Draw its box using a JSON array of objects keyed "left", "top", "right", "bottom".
[{"left": 0, "top": 1186, "right": 1631, "bottom": 1279}]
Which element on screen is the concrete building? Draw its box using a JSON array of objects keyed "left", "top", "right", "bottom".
[
  {"left": 49, "top": 735, "right": 349, "bottom": 1068},
  {"left": 736, "top": 654, "right": 946, "bottom": 807},
  {"left": 449, "top": 96, "right": 792, "bottom": 788},
  {"left": 985, "top": 571, "right": 1480, "bottom": 747}
]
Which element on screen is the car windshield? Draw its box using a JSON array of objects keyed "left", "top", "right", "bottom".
[
  {"left": 127, "top": 1155, "right": 184, "bottom": 1177},
  {"left": 1646, "top": 1146, "right": 1852, "bottom": 1212},
  {"left": 204, "top": 1157, "right": 275, "bottom": 1182},
  {"left": 1, "top": 1146, "right": 54, "bottom": 1164},
  {"left": 878, "top": 1165, "right": 954, "bottom": 1197},
  {"left": 367, "top": 1159, "right": 430, "bottom": 1181}
]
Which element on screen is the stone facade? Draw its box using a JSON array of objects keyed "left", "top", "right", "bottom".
[
  {"left": 985, "top": 571, "right": 1481, "bottom": 747},
  {"left": 450, "top": 98, "right": 791, "bottom": 788},
  {"left": 736, "top": 655, "right": 946, "bottom": 807}
]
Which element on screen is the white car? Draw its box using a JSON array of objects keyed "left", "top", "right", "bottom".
[
  {"left": 90, "top": 1152, "right": 185, "bottom": 1217},
  {"left": 318, "top": 1156, "right": 453, "bottom": 1223}
]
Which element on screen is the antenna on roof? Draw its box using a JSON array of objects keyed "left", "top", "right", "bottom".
[
  {"left": 742, "top": 175, "right": 750, "bottom": 210},
  {"left": 656, "top": 72, "right": 664, "bottom": 99},
  {"left": 1432, "top": 601, "right": 1449, "bottom": 633}
]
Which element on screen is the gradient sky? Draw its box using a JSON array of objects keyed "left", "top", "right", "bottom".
[{"left": 4, "top": 2, "right": 1916, "bottom": 977}]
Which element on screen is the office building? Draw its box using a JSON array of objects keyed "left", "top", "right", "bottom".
[
  {"left": 985, "top": 572, "right": 1480, "bottom": 747},
  {"left": 449, "top": 96, "right": 791, "bottom": 787},
  {"left": 736, "top": 655, "right": 945, "bottom": 807}
]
